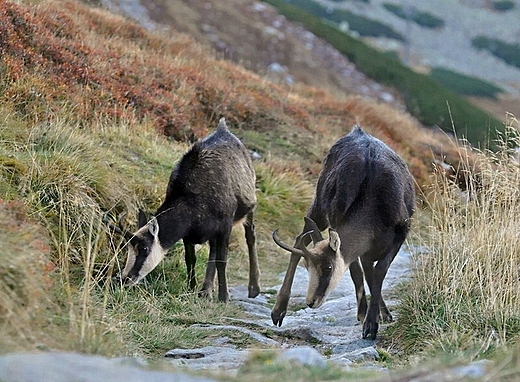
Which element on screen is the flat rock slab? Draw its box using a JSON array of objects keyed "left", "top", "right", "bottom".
[{"left": 0, "top": 352, "right": 215, "bottom": 382}]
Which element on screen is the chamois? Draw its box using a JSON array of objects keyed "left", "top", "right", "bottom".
[
  {"left": 271, "top": 125, "right": 415, "bottom": 339},
  {"left": 104, "top": 118, "right": 260, "bottom": 302}
]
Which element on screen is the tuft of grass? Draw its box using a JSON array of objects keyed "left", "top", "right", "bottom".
[
  {"left": 390, "top": 115, "right": 520, "bottom": 360},
  {"left": 0, "top": 200, "right": 55, "bottom": 352},
  {"left": 234, "top": 350, "right": 364, "bottom": 382}
]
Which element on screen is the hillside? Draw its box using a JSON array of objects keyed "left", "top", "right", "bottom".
[
  {"left": 299, "top": 0, "right": 520, "bottom": 120},
  {"left": 5, "top": 0, "right": 517, "bottom": 378},
  {"left": 97, "top": 0, "right": 405, "bottom": 107},
  {"left": 94, "top": 0, "right": 509, "bottom": 147}
]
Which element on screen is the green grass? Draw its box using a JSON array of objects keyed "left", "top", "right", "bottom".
[
  {"left": 492, "top": 0, "right": 515, "bottom": 11},
  {"left": 262, "top": 0, "right": 503, "bottom": 147},
  {"left": 472, "top": 36, "right": 520, "bottom": 70},
  {"left": 282, "top": 0, "right": 404, "bottom": 40}
]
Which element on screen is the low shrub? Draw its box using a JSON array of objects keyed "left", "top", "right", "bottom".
[
  {"left": 430, "top": 67, "right": 504, "bottom": 99},
  {"left": 472, "top": 36, "right": 520, "bottom": 70},
  {"left": 383, "top": 3, "right": 445, "bottom": 29},
  {"left": 284, "top": 0, "right": 405, "bottom": 40},
  {"left": 492, "top": 0, "right": 515, "bottom": 11}
]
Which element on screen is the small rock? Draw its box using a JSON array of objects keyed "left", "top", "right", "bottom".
[{"left": 277, "top": 346, "right": 327, "bottom": 368}]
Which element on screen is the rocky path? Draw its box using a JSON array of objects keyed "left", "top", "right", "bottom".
[{"left": 165, "top": 246, "right": 414, "bottom": 376}]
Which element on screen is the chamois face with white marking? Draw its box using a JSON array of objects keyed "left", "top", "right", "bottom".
[
  {"left": 302, "top": 230, "right": 348, "bottom": 308},
  {"left": 272, "top": 225, "right": 348, "bottom": 308},
  {"left": 121, "top": 216, "right": 168, "bottom": 286}
]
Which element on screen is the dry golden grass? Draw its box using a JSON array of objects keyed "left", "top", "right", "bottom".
[{"left": 391, "top": 116, "right": 520, "bottom": 360}]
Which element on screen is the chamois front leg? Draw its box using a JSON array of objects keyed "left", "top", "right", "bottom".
[
  {"left": 271, "top": 252, "right": 301, "bottom": 326},
  {"left": 362, "top": 244, "right": 400, "bottom": 340},
  {"left": 184, "top": 241, "right": 197, "bottom": 291},
  {"left": 361, "top": 259, "right": 392, "bottom": 322}
]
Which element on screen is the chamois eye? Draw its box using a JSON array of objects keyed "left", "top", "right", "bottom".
[{"left": 324, "top": 263, "right": 333, "bottom": 273}]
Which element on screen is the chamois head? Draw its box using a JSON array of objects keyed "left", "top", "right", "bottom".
[
  {"left": 103, "top": 211, "right": 168, "bottom": 285},
  {"left": 272, "top": 217, "right": 347, "bottom": 308}
]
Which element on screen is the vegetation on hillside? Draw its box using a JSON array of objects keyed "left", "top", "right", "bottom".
[
  {"left": 382, "top": 3, "right": 445, "bottom": 29},
  {"left": 389, "top": 116, "right": 520, "bottom": 374},
  {"left": 430, "top": 68, "right": 504, "bottom": 99},
  {"left": 282, "top": 0, "right": 405, "bottom": 40},
  {"left": 472, "top": 36, "right": 520, "bottom": 71},
  {"left": 263, "top": 0, "right": 503, "bottom": 146},
  {"left": 3, "top": 0, "right": 520, "bottom": 380},
  {"left": 492, "top": 0, "right": 515, "bottom": 11}
]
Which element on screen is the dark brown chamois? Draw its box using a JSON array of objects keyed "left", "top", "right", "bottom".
[
  {"left": 104, "top": 118, "right": 260, "bottom": 302},
  {"left": 271, "top": 125, "right": 415, "bottom": 339}
]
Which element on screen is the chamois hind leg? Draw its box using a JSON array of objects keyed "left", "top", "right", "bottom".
[
  {"left": 215, "top": 230, "right": 231, "bottom": 303},
  {"left": 184, "top": 241, "right": 197, "bottom": 291},
  {"left": 361, "top": 238, "right": 403, "bottom": 340},
  {"left": 361, "top": 259, "right": 392, "bottom": 322},
  {"left": 244, "top": 211, "right": 261, "bottom": 298}
]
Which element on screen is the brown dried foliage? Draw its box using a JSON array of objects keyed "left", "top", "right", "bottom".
[{"left": 0, "top": 0, "right": 463, "bottom": 187}]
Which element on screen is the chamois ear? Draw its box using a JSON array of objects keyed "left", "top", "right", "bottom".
[
  {"left": 303, "top": 217, "right": 324, "bottom": 243},
  {"left": 148, "top": 216, "right": 159, "bottom": 237},
  {"left": 328, "top": 229, "right": 340, "bottom": 252},
  {"left": 138, "top": 210, "right": 148, "bottom": 229}
]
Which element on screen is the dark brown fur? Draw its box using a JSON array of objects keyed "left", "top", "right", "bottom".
[{"left": 272, "top": 125, "right": 415, "bottom": 339}]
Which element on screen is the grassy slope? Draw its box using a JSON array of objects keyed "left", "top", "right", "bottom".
[{"left": 3, "top": 0, "right": 520, "bottom": 380}]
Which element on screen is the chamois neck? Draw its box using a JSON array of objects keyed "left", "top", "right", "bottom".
[{"left": 154, "top": 202, "right": 191, "bottom": 249}]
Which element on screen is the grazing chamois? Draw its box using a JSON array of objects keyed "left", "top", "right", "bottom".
[
  {"left": 104, "top": 118, "right": 260, "bottom": 302},
  {"left": 271, "top": 125, "right": 415, "bottom": 339}
]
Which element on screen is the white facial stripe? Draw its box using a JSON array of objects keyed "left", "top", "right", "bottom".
[
  {"left": 122, "top": 246, "right": 137, "bottom": 279},
  {"left": 306, "top": 266, "right": 320, "bottom": 302},
  {"left": 138, "top": 238, "right": 168, "bottom": 279},
  {"left": 327, "top": 260, "right": 346, "bottom": 291},
  {"left": 306, "top": 254, "right": 348, "bottom": 308}
]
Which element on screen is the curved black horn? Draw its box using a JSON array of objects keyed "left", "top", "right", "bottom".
[
  {"left": 299, "top": 230, "right": 316, "bottom": 259},
  {"left": 272, "top": 229, "right": 307, "bottom": 258}
]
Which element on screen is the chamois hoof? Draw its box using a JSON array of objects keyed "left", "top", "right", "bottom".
[
  {"left": 381, "top": 309, "right": 393, "bottom": 323},
  {"left": 248, "top": 284, "right": 261, "bottom": 298},
  {"left": 271, "top": 309, "right": 286, "bottom": 327},
  {"left": 362, "top": 321, "right": 379, "bottom": 340},
  {"left": 199, "top": 289, "right": 213, "bottom": 300}
]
